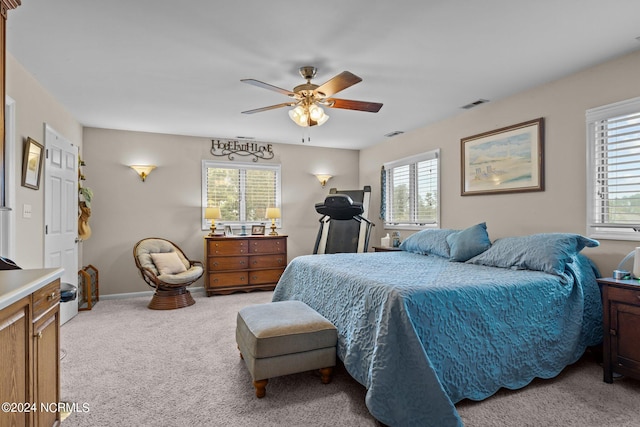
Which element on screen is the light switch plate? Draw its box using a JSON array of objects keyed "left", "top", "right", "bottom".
[{"left": 23, "top": 204, "right": 32, "bottom": 218}]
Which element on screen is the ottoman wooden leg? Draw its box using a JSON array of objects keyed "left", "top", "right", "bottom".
[
  {"left": 253, "top": 379, "right": 268, "bottom": 398},
  {"left": 319, "top": 367, "right": 333, "bottom": 384}
]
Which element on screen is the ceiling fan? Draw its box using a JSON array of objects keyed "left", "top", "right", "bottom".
[{"left": 241, "top": 66, "right": 383, "bottom": 127}]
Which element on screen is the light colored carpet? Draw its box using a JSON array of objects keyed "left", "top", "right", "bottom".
[{"left": 59, "top": 291, "right": 640, "bottom": 426}]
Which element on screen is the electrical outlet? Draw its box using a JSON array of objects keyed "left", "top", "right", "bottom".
[{"left": 23, "top": 204, "right": 32, "bottom": 218}]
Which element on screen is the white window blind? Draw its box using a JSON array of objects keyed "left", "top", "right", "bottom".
[
  {"left": 201, "top": 160, "right": 281, "bottom": 229},
  {"left": 384, "top": 149, "right": 439, "bottom": 228},
  {"left": 586, "top": 96, "right": 640, "bottom": 240}
]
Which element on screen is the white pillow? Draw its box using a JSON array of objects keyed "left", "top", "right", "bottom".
[{"left": 150, "top": 252, "right": 187, "bottom": 275}]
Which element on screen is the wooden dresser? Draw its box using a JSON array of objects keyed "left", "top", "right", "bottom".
[
  {"left": 597, "top": 277, "right": 640, "bottom": 383},
  {"left": 204, "top": 235, "right": 287, "bottom": 296}
]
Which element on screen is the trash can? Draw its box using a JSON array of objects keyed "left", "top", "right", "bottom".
[{"left": 60, "top": 282, "right": 78, "bottom": 325}]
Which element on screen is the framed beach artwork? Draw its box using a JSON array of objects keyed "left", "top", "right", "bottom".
[
  {"left": 21, "top": 137, "right": 44, "bottom": 190},
  {"left": 461, "top": 118, "right": 544, "bottom": 196}
]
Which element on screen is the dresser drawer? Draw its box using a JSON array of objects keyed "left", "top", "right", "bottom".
[
  {"left": 608, "top": 286, "right": 640, "bottom": 307},
  {"left": 32, "top": 279, "right": 60, "bottom": 320},
  {"left": 208, "top": 256, "right": 248, "bottom": 271},
  {"left": 208, "top": 272, "right": 248, "bottom": 288},
  {"left": 249, "top": 268, "right": 285, "bottom": 285},
  {"left": 207, "top": 239, "right": 248, "bottom": 255},
  {"left": 249, "top": 238, "right": 286, "bottom": 254},
  {"left": 249, "top": 254, "right": 286, "bottom": 269}
]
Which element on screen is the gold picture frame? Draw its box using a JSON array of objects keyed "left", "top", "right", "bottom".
[
  {"left": 461, "top": 118, "right": 544, "bottom": 196},
  {"left": 22, "top": 137, "right": 44, "bottom": 190}
]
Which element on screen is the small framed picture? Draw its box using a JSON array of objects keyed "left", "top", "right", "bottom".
[
  {"left": 21, "top": 137, "right": 44, "bottom": 190},
  {"left": 251, "top": 225, "right": 265, "bottom": 235},
  {"left": 224, "top": 225, "right": 233, "bottom": 236}
]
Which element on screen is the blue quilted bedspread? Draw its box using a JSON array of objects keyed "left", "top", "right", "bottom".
[{"left": 272, "top": 251, "right": 602, "bottom": 426}]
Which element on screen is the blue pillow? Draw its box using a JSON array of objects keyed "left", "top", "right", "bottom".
[
  {"left": 467, "top": 233, "right": 599, "bottom": 276},
  {"left": 399, "top": 228, "right": 457, "bottom": 258},
  {"left": 446, "top": 222, "right": 491, "bottom": 262}
]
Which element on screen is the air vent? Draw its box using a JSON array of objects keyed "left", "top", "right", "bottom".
[
  {"left": 384, "top": 131, "right": 405, "bottom": 138},
  {"left": 461, "top": 99, "right": 490, "bottom": 109}
]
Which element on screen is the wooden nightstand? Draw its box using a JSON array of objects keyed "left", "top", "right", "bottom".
[
  {"left": 597, "top": 277, "right": 640, "bottom": 383},
  {"left": 371, "top": 246, "right": 402, "bottom": 252}
]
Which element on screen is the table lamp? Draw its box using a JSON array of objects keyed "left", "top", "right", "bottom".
[
  {"left": 266, "top": 207, "right": 281, "bottom": 236},
  {"left": 205, "top": 207, "right": 222, "bottom": 236}
]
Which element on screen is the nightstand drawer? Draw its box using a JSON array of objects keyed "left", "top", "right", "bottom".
[{"left": 608, "top": 286, "right": 640, "bottom": 306}]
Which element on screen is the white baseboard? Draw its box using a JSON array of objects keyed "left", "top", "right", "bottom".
[{"left": 100, "top": 286, "right": 205, "bottom": 300}]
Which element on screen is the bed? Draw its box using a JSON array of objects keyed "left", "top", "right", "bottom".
[{"left": 272, "top": 225, "right": 603, "bottom": 426}]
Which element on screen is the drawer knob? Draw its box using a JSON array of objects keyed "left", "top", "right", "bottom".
[
  {"left": 47, "top": 292, "right": 57, "bottom": 301},
  {"left": 35, "top": 331, "right": 42, "bottom": 339},
  {"left": 213, "top": 262, "right": 218, "bottom": 267},
  {"left": 213, "top": 278, "right": 218, "bottom": 283}
]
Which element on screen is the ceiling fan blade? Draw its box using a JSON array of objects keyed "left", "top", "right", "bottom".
[
  {"left": 326, "top": 98, "right": 383, "bottom": 113},
  {"left": 241, "top": 102, "right": 295, "bottom": 114},
  {"left": 241, "top": 79, "right": 297, "bottom": 97},
  {"left": 315, "top": 71, "right": 362, "bottom": 97}
]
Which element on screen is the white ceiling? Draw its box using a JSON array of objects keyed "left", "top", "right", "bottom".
[{"left": 6, "top": 1, "right": 640, "bottom": 150}]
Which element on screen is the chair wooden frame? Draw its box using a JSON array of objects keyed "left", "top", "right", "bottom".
[{"left": 133, "top": 237, "right": 204, "bottom": 310}]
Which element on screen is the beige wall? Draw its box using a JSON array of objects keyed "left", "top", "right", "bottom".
[
  {"left": 7, "top": 48, "right": 640, "bottom": 291},
  {"left": 81, "top": 128, "right": 359, "bottom": 295},
  {"left": 6, "top": 53, "right": 83, "bottom": 269},
  {"left": 360, "top": 49, "right": 640, "bottom": 277}
]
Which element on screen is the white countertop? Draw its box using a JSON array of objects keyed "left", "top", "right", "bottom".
[{"left": 0, "top": 268, "right": 65, "bottom": 311}]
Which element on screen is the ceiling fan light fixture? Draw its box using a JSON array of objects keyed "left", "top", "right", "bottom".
[
  {"left": 289, "top": 105, "right": 309, "bottom": 127},
  {"left": 308, "top": 104, "right": 324, "bottom": 121}
]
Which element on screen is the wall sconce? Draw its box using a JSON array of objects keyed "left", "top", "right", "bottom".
[
  {"left": 315, "top": 174, "right": 332, "bottom": 187},
  {"left": 130, "top": 165, "right": 156, "bottom": 182},
  {"left": 204, "top": 206, "right": 222, "bottom": 236},
  {"left": 265, "top": 207, "right": 281, "bottom": 236}
]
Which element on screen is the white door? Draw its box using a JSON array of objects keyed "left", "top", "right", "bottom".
[{"left": 44, "top": 124, "right": 78, "bottom": 325}]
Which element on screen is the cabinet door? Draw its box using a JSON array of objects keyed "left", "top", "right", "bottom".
[
  {"left": 33, "top": 306, "right": 60, "bottom": 427},
  {"left": 611, "top": 301, "right": 640, "bottom": 374},
  {"left": 0, "top": 297, "right": 31, "bottom": 427}
]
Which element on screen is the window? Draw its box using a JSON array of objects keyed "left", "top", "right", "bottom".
[
  {"left": 382, "top": 149, "right": 440, "bottom": 229},
  {"left": 586, "top": 96, "right": 640, "bottom": 241},
  {"left": 201, "top": 160, "right": 281, "bottom": 229}
]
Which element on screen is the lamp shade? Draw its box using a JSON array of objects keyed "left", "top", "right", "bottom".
[
  {"left": 130, "top": 165, "right": 156, "bottom": 182},
  {"left": 205, "top": 207, "right": 222, "bottom": 220},
  {"left": 265, "top": 207, "right": 281, "bottom": 219}
]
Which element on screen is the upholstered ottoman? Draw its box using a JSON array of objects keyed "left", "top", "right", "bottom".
[{"left": 236, "top": 300, "right": 338, "bottom": 398}]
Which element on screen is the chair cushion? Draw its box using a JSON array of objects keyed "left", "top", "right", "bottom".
[
  {"left": 157, "top": 266, "right": 204, "bottom": 284},
  {"left": 135, "top": 238, "right": 191, "bottom": 276},
  {"left": 236, "top": 301, "right": 337, "bottom": 359},
  {"left": 151, "top": 252, "right": 187, "bottom": 275}
]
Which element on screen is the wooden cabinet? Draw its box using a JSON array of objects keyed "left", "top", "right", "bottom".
[
  {"left": 598, "top": 277, "right": 640, "bottom": 383},
  {"left": 204, "top": 235, "right": 287, "bottom": 296},
  {"left": 0, "top": 276, "right": 60, "bottom": 427}
]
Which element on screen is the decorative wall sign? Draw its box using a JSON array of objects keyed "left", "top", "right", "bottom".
[{"left": 210, "top": 139, "right": 275, "bottom": 162}]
